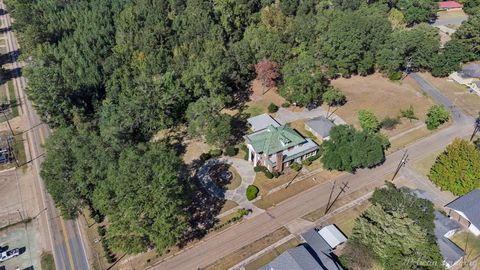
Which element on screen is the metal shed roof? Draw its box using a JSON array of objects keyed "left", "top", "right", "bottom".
[{"left": 247, "top": 114, "right": 280, "bottom": 132}]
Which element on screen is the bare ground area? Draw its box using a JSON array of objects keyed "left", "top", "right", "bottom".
[
  {"left": 418, "top": 72, "right": 480, "bottom": 117},
  {"left": 330, "top": 73, "right": 435, "bottom": 137}
]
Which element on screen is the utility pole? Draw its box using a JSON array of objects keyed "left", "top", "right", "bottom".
[
  {"left": 16, "top": 209, "right": 23, "bottom": 221},
  {"left": 325, "top": 181, "right": 336, "bottom": 214},
  {"left": 325, "top": 182, "right": 349, "bottom": 214},
  {"left": 2, "top": 109, "right": 14, "bottom": 136},
  {"left": 470, "top": 113, "right": 480, "bottom": 141},
  {"left": 391, "top": 150, "right": 408, "bottom": 181}
]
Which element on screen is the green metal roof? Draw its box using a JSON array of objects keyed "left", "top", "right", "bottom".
[{"left": 245, "top": 125, "right": 306, "bottom": 155}]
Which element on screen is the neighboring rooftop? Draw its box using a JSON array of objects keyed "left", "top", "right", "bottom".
[
  {"left": 434, "top": 211, "right": 465, "bottom": 267},
  {"left": 317, "top": 225, "right": 347, "bottom": 249},
  {"left": 258, "top": 245, "right": 323, "bottom": 270},
  {"left": 245, "top": 125, "right": 307, "bottom": 155},
  {"left": 247, "top": 114, "right": 280, "bottom": 132},
  {"left": 305, "top": 116, "right": 335, "bottom": 139},
  {"left": 301, "top": 228, "right": 345, "bottom": 270},
  {"left": 438, "top": 1, "right": 464, "bottom": 9},
  {"left": 445, "top": 189, "right": 480, "bottom": 229}
]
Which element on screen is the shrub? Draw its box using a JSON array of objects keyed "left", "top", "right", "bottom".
[
  {"left": 254, "top": 165, "right": 268, "bottom": 173},
  {"left": 239, "top": 144, "right": 249, "bottom": 160},
  {"left": 264, "top": 171, "right": 274, "bottom": 179},
  {"left": 200, "top": 152, "right": 211, "bottom": 161},
  {"left": 358, "top": 109, "right": 380, "bottom": 132},
  {"left": 388, "top": 71, "right": 403, "bottom": 81},
  {"left": 97, "top": 226, "right": 106, "bottom": 237},
  {"left": 268, "top": 103, "right": 279, "bottom": 113},
  {"left": 246, "top": 185, "right": 259, "bottom": 201},
  {"left": 224, "top": 145, "right": 238, "bottom": 156},
  {"left": 281, "top": 102, "right": 291, "bottom": 108},
  {"left": 237, "top": 208, "right": 250, "bottom": 217},
  {"left": 303, "top": 159, "right": 312, "bottom": 166},
  {"left": 426, "top": 104, "right": 449, "bottom": 130},
  {"left": 290, "top": 162, "right": 302, "bottom": 171},
  {"left": 272, "top": 171, "right": 280, "bottom": 178},
  {"left": 209, "top": 149, "right": 223, "bottom": 157},
  {"left": 380, "top": 117, "right": 400, "bottom": 130},
  {"left": 400, "top": 105, "right": 418, "bottom": 121}
]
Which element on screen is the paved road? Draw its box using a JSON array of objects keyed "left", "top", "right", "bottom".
[
  {"left": 433, "top": 15, "right": 468, "bottom": 27},
  {"left": 1, "top": 3, "right": 90, "bottom": 270},
  {"left": 153, "top": 75, "right": 475, "bottom": 270}
]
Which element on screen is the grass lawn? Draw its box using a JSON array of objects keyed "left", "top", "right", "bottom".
[
  {"left": 254, "top": 178, "right": 317, "bottom": 209},
  {"left": 419, "top": 73, "right": 480, "bottom": 117},
  {"left": 253, "top": 169, "right": 300, "bottom": 197},
  {"left": 219, "top": 200, "right": 239, "bottom": 215},
  {"left": 7, "top": 80, "right": 18, "bottom": 117},
  {"left": 451, "top": 231, "right": 480, "bottom": 265},
  {"left": 244, "top": 237, "right": 301, "bottom": 270},
  {"left": 204, "top": 227, "right": 290, "bottom": 270},
  {"left": 244, "top": 105, "right": 264, "bottom": 117},
  {"left": 411, "top": 150, "right": 442, "bottom": 177},
  {"left": 325, "top": 201, "right": 370, "bottom": 236},
  {"left": 330, "top": 73, "right": 435, "bottom": 137},
  {"left": 41, "top": 252, "right": 56, "bottom": 270}
]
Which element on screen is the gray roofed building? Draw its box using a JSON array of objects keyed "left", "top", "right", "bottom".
[
  {"left": 305, "top": 116, "right": 335, "bottom": 140},
  {"left": 445, "top": 189, "right": 480, "bottom": 236},
  {"left": 301, "top": 228, "right": 344, "bottom": 270},
  {"left": 258, "top": 245, "right": 323, "bottom": 270},
  {"left": 434, "top": 211, "right": 465, "bottom": 268},
  {"left": 247, "top": 114, "right": 280, "bottom": 132}
]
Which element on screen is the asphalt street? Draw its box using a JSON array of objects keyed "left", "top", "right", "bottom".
[
  {"left": 153, "top": 75, "right": 474, "bottom": 270},
  {"left": 0, "top": 2, "right": 90, "bottom": 270}
]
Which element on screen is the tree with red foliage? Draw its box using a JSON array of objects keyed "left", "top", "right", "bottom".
[{"left": 254, "top": 60, "right": 280, "bottom": 92}]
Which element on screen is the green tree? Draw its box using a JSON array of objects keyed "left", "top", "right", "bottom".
[
  {"left": 425, "top": 104, "right": 449, "bottom": 130},
  {"left": 321, "top": 125, "right": 388, "bottom": 172},
  {"left": 279, "top": 0, "right": 299, "bottom": 16},
  {"left": 451, "top": 14, "right": 480, "bottom": 58},
  {"left": 315, "top": 7, "right": 392, "bottom": 76},
  {"left": 388, "top": 8, "right": 406, "bottom": 30},
  {"left": 322, "top": 87, "right": 346, "bottom": 106},
  {"left": 349, "top": 184, "right": 443, "bottom": 270},
  {"left": 186, "top": 97, "right": 232, "bottom": 145},
  {"left": 431, "top": 39, "right": 476, "bottom": 77},
  {"left": 358, "top": 109, "right": 380, "bottom": 132},
  {"left": 396, "top": 0, "right": 437, "bottom": 25},
  {"left": 463, "top": 0, "right": 480, "bottom": 15},
  {"left": 377, "top": 24, "right": 440, "bottom": 75},
  {"left": 429, "top": 139, "right": 480, "bottom": 196},
  {"left": 93, "top": 143, "right": 188, "bottom": 254},
  {"left": 280, "top": 54, "right": 329, "bottom": 106}
]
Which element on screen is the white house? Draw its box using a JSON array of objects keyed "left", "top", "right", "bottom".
[
  {"left": 244, "top": 114, "right": 319, "bottom": 172},
  {"left": 449, "top": 63, "right": 480, "bottom": 96},
  {"left": 445, "top": 189, "right": 480, "bottom": 236}
]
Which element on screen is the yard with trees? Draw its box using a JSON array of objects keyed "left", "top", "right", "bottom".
[
  {"left": 344, "top": 184, "right": 443, "bottom": 270},
  {"left": 6, "top": 0, "right": 480, "bottom": 257}
]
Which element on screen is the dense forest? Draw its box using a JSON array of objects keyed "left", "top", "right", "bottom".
[{"left": 5, "top": 0, "right": 480, "bottom": 254}]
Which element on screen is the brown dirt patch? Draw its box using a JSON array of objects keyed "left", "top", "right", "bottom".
[
  {"left": 183, "top": 140, "right": 211, "bottom": 164},
  {"left": 219, "top": 200, "right": 239, "bottom": 215},
  {"left": 330, "top": 73, "right": 435, "bottom": 137}
]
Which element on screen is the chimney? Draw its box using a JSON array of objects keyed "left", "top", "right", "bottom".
[{"left": 275, "top": 152, "right": 284, "bottom": 172}]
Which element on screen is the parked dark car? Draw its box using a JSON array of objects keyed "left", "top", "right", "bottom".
[{"left": 306, "top": 101, "right": 319, "bottom": 111}]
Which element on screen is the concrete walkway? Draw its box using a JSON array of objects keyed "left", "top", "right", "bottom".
[
  {"left": 275, "top": 107, "right": 347, "bottom": 125},
  {"left": 198, "top": 157, "right": 262, "bottom": 216}
]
